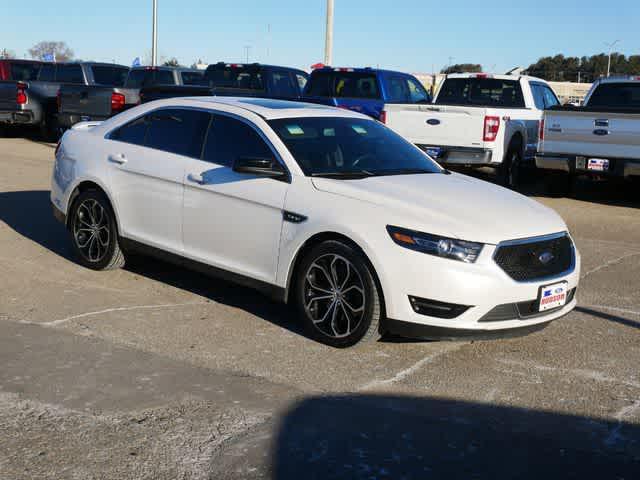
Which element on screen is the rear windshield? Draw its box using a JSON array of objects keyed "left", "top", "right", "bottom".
[
  {"left": 205, "top": 66, "right": 265, "bottom": 91},
  {"left": 181, "top": 71, "right": 207, "bottom": 86},
  {"left": 125, "top": 69, "right": 176, "bottom": 88},
  {"left": 436, "top": 78, "right": 525, "bottom": 108},
  {"left": 57, "top": 64, "right": 84, "bottom": 84},
  {"left": 91, "top": 65, "right": 129, "bottom": 87},
  {"left": 305, "top": 71, "right": 381, "bottom": 99},
  {"left": 588, "top": 83, "right": 640, "bottom": 109},
  {"left": 10, "top": 63, "right": 41, "bottom": 81}
]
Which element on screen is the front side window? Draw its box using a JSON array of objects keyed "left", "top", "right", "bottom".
[
  {"left": 387, "top": 76, "right": 410, "bottom": 102},
  {"left": 268, "top": 117, "right": 442, "bottom": 177},
  {"left": 203, "top": 115, "right": 273, "bottom": 167},
  {"left": 144, "top": 109, "right": 210, "bottom": 157},
  {"left": 541, "top": 86, "right": 560, "bottom": 108},
  {"left": 406, "top": 78, "right": 431, "bottom": 103}
]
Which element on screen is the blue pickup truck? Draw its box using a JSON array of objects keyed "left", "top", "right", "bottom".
[{"left": 302, "top": 67, "right": 431, "bottom": 121}]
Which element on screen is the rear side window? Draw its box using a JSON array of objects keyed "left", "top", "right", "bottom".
[
  {"left": 10, "top": 63, "right": 40, "bottom": 81},
  {"left": 306, "top": 71, "right": 381, "bottom": 99},
  {"left": 436, "top": 78, "right": 524, "bottom": 107},
  {"left": 268, "top": 70, "right": 297, "bottom": 97},
  {"left": 38, "top": 64, "right": 55, "bottom": 81},
  {"left": 91, "top": 66, "right": 129, "bottom": 87},
  {"left": 110, "top": 116, "right": 148, "bottom": 146},
  {"left": 181, "top": 71, "right": 206, "bottom": 85},
  {"left": 203, "top": 115, "right": 273, "bottom": 167},
  {"left": 588, "top": 83, "right": 640, "bottom": 109},
  {"left": 57, "top": 65, "right": 84, "bottom": 84},
  {"left": 145, "top": 109, "right": 211, "bottom": 157},
  {"left": 530, "top": 84, "right": 546, "bottom": 109}
]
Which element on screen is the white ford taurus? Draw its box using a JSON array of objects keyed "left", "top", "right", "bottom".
[{"left": 51, "top": 97, "right": 580, "bottom": 347}]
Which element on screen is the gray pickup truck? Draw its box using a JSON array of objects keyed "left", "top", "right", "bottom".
[
  {"left": 0, "top": 61, "right": 110, "bottom": 140},
  {"left": 536, "top": 77, "right": 640, "bottom": 187},
  {"left": 57, "top": 66, "right": 205, "bottom": 129}
]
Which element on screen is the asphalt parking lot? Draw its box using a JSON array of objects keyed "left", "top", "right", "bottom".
[{"left": 1, "top": 135, "right": 639, "bottom": 479}]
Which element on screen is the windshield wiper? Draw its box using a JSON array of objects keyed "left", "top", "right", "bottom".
[
  {"left": 374, "top": 168, "right": 437, "bottom": 176},
  {"left": 311, "top": 170, "right": 376, "bottom": 179}
]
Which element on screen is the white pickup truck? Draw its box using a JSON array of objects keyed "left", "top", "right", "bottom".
[
  {"left": 384, "top": 73, "right": 560, "bottom": 187},
  {"left": 536, "top": 77, "right": 640, "bottom": 184}
]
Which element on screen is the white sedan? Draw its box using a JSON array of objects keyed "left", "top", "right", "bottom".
[{"left": 51, "top": 97, "right": 580, "bottom": 347}]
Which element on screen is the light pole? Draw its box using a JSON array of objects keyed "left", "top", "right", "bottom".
[
  {"left": 604, "top": 39, "right": 620, "bottom": 77},
  {"left": 324, "top": 0, "right": 334, "bottom": 66},
  {"left": 152, "top": 0, "right": 158, "bottom": 66}
]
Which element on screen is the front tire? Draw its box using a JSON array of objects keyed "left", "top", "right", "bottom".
[
  {"left": 69, "top": 190, "right": 125, "bottom": 271},
  {"left": 294, "top": 240, "right": 382, "bottom": 348}
]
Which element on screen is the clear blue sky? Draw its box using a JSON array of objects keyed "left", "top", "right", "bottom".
[{"left": 3, "top": 0, "right": 638, "bottom": 73}]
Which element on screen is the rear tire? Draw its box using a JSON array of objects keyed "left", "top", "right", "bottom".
[
  {"left": 294, "top": 240, "right": 382, "bottom": 348},
  {"left": 498, "top": 143, "right": 523, "bottom": 189},
  {"left": 69, "top": 190, "right": 125, "bottom": 271}
]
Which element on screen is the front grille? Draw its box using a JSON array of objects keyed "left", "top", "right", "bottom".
[
  {"left": 494, "top": 233, "right": 574, "bottom": 282},
  {"left": 480, "top": 288, "right": 576, "bottom": 322}
]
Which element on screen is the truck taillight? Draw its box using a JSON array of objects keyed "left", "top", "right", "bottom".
[
  {"left": 16, "top": 83, "right": 27, "bottom": 105},
  {"left": 111, "top": 92, "right": 126, "bottom": 114},
  {"left": 538, "top": 119, "right": 545, "bottom": 141},
  {"left": 483, "top": 116, "right": 500, "bottom": 142},
  {"left": 379, "top": 110, "right": 387, "bottom": 124}
]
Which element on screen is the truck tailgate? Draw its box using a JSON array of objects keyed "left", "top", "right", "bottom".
[
  {"left": 0, "top": 81, "right": 18, "bottom": 110},
  {"left": 385, "top": 104, "right": 487, "bottom": 149},
  {"left": 542, "top": 109, "right": 640, "bottom": 159},
  {"left": 59, "top": 85, "right": 114, "bottom": 117}
]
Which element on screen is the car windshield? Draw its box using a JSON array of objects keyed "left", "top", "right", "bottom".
[
  {"left": 91, "top": 65, "right": 129, "bottom": 87},
  {"left": 10, "top": 63, "right": 40, "bottom": 81},
  {"left": 267, "top": 117, "right": 443, "bottom": 177}
]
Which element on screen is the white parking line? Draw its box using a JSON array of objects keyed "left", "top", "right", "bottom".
[
  {"left": 580, "top": 252, "right": 640, "bottom": 280},
  {"left": 581, "top": 304, "right": 640, "bottom": 317},
  {"left": 358, "top": 343, "right": 466, "bottom": 391},
  {"left": 20, "top": 302, "right": 209, "bottom": 327}
]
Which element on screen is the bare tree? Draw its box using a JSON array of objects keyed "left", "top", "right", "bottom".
[{"left": 28, "top": 41, "right": 74, "bottom": 61}]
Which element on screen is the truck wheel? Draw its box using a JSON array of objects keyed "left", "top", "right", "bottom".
[
  {"left": 39, "top": 115, "right": 60, "bottom": 143},
  {"left": 498, "top": 145, "right": 522, "bottom": 189}
]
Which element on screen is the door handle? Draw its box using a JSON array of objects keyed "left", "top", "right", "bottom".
[
  {"left": 187, "top": 172, "right": 204, "bottom": 185},
  {"left": 108, "top": 153, "right": 127, "bottom": 165}
]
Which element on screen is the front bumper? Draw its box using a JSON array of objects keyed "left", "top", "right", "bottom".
[
  {"left": 535, "top": 153, "right": 640, "bottom": 178},
  {"left": 378, "top": 238, "right": 581, "bottom": 335},
  {"left": 417, "top": 145, "right": 493, "bottom": 166}
]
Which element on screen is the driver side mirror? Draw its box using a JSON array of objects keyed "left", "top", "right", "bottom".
[{"left": 232, "top": 156, "right": 286, "bottom": 179}]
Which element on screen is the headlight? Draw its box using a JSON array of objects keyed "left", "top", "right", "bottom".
[{"left": 386, "top": 226, "right": 483, "bottom": 263}]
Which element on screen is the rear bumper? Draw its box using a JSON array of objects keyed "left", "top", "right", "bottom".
[
  {"left": 417, "top": 145, "right": 493, "bottom": 166},
  {"left": 57, "top": 113, "right": 109, "bottom": 129},
  {"left": 535, "top": 153, "right": 640, "bottom": 178},
  {"left": 0, "top": 110, "right": 37, "bottom": 125}
]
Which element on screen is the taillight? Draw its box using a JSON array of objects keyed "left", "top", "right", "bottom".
[
  {"left": 16, "top": 83, "right": 27, "bottom": 105},
  {"left": 111, "top": 92, "right": 126, "bottom": 114},
  {"left": 483, "top": 115, "right": 500, "bottom": 142},
  {"left": 379, "top": 110, "right": 387, "bottom": 124},
  {"left": 538, "top": 119, "right": 545, "bottom": 141}
]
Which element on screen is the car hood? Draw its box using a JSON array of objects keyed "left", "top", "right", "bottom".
[{"left": 311, "top": 173, "right": 567, "bottom": 245}]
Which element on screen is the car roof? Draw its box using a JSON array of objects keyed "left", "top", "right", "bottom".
[
  {"left": 444, "top": 72, "right": 547, "bottom": 83},
  {"left": 311, "top": 67, "right": 411, "bottom": 76},
  {"left": 153, "top": 96, "right": 369, "bottom": 120},
  {"left": 206, "top": 62, "right": 307, "bottom": 74}
]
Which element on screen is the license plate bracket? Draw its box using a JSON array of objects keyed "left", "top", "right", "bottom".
[{"left": 538, "top": 281, "right": 568, "bottom": 312}]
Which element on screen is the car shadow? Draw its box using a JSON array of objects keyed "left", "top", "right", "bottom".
[
  {"left": 212, "top": 394, "right": 640, "bottom": 479},
  {"left": 575, "top": 305, "right": 640, "bottom": 330}
]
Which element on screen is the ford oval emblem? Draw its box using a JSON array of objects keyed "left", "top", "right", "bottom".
[
  {"left": 538, "top": 251, "right": 555, "bottom": 264},
  {"left": 426, "top": 118, "right": 440, "bottom": 126}
]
